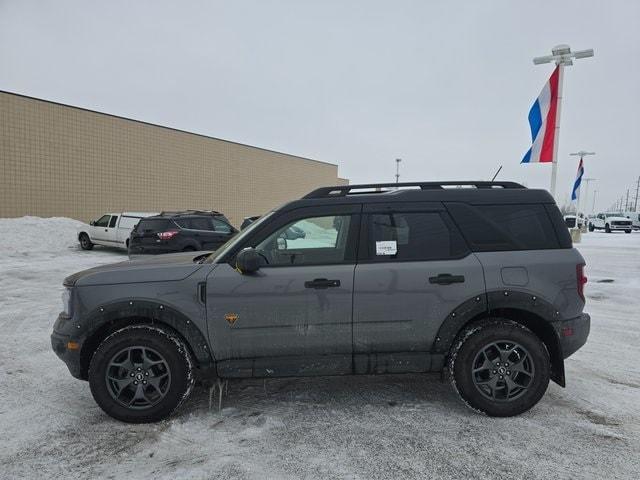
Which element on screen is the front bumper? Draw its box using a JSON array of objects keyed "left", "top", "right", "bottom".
[
  {"left": 553, "top": 313, "right": 590, "bottom": 359},
  {"left": 51, "top": 313, "right": 85, "bottom": 379}
]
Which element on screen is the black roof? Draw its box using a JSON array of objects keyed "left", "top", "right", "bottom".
[{"left": 281, "top": 181, "right": 555, "bottom": 212}]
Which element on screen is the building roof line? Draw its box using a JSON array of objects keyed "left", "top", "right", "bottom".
[{"left": 0, "top": 89, "right": 338, "bottom": 168}]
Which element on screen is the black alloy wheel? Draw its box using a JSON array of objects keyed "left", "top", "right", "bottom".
[
  {"left": 89, "top": 325, "right": 194, "bottom": 423},
  {"left": 449, "top": 319, "right": 550, "bottom": 417}
]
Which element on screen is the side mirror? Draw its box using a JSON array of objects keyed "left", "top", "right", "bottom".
[
  {"left": 235, "top": 248, "right": 261, "bottom": 274},
  {"left": 90, "top": 221, "right": 95, "bottom": 226}
]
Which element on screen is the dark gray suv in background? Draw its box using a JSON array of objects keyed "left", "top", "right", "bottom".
[
  {"left": 128, "top": 210, "right": 237, "bottom": 255},
  {"left": 52, "top": 181, "right": 590, "bottom": 422}
]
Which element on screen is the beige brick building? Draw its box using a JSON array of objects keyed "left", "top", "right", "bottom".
[{"left": 0, "top": 90, "right": 347, "bottom": 226}]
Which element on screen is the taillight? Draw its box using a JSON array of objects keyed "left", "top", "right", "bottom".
[
  {"left": 577, "top": 263, "right": 587, "bottom": 302},
  {"left": 157, "top": 230, "right": 179, "bottom": 240}
]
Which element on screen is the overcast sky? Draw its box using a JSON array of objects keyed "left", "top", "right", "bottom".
[{"left": 1, "top": 0, "right": 638, "bottom": 211}]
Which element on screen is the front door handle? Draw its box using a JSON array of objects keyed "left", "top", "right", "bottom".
[
  {"left": 304, "top": 278, "right": 341, "bottom": 289},
  {"left": 429, "top": 274, "right": 465, "bottom": 285}
]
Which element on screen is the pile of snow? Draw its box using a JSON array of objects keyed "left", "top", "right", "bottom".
[{"left": 0, "top": 216, "right": 85, "bottom": 257}]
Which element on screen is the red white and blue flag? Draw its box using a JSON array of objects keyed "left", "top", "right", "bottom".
[
  {"left": 571, "top": 158, "right": 584, "bottom": 201},
  {"left": 522, "top": 66, "right": 560, "bottom": 163}
]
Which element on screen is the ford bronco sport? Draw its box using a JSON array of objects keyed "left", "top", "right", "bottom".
[{"left": 52, "top": 181, "right": 590, "bottom": 423}]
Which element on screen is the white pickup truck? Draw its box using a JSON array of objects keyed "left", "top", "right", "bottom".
[
  {"left": 622, "top": 211, "right": 640, "bottom": 231},
  {"left": 78, "top": 212, "right": 158, "bottom": 250},
  {"left": 588, "top": 212, "right": 633, "bottom": 233}
]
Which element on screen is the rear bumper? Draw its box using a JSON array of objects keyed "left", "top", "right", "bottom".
[{"left": 553, "top": 313, "right": 590, "bottom": 359}]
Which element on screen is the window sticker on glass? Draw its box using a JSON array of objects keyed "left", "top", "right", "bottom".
[{"left": 376, "top": 240, "right": 397, "bottom": 256}]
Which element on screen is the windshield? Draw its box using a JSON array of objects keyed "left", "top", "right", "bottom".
[{"left": 204, "top": 212, "right": 275, "bottom": 263}]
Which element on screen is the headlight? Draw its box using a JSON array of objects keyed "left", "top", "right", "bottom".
[{"left": 61, "top": 287, "right": 72, "bottom": 316}]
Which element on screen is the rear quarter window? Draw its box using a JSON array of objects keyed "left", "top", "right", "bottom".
[
  {"left": 446, "top": 203, "right": 562, "bottom": 251},
  {"left": 119, "top": 216, "right": 141, "bottom": 229},
  {"left": 138, "top": 219, "right": 171, "bottom": 232}
]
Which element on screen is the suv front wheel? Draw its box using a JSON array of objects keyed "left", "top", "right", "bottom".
[
  {"left": 449, "top": 319, "right": 550, "bottom": 417},
  {"left": 88, "top": 325, "right": 194, "bottom": 423}
]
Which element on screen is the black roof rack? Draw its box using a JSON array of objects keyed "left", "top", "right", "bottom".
[
  {"left": 303, "top": 181, "right": 526, "bottom": 199},
  {"left": 158, "top": 210, "right": 223, "bottom": 217}
]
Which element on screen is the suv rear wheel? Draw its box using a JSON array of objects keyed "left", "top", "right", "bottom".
[
  {"left": 449, "top": 319, "right": 550, "bottom": 417},
  {"left": 88, "top": 325, "right": 194, "bottom": 423}
]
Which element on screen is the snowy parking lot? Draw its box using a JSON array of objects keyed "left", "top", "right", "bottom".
[{"left": 1, "top": 217, "right": 639, "bottom": 479}]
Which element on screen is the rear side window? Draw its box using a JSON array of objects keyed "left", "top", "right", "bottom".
[
  {"left": 367, "top": 212, "right": 468, "bottom": 261},
  {"left": 108, "top": 216, "right": 118, "bottom": 228},
  {"left": 174, "top": 217, "right": 213, "bottom": 230},
  {"left": 138, "top": 219, "right": 171, "bottom": 232},
  {"left": 446, "top": 203, "right": 561, "bottom": 251}
]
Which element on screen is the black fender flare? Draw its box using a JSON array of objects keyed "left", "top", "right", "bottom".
[
  {"left": 78, "top": 299, "right": 213, "bottom": 378},
  {"left": 432, "top": 290, "right": 565, "bottom": 387}
]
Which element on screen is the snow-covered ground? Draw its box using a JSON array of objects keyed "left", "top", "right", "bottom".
[{"left": 0, "top": 217, "right": 639, "bottom": 479}]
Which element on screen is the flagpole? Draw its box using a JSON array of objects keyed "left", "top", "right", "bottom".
[
  {"left": 549, "top": 64, "right": 564, "bottom": 198},
  {"left": 532, "top": 44, "right": 594, "bottom": 201}
]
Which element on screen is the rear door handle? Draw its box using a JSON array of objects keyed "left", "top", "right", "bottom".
[
  {"left": 429, "top": 274, "right": 465, "bottom": 285},
  {"left": 304, "top": 278, "right": 341, "bottom": 289}
]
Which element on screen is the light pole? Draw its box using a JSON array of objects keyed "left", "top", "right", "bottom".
[
  {"left": 592, "top": 189, "right": 598, "bottom": 213},
  {"left": 395, "top": 158, "right": 402, "bottom": 186},
  {"left": 533, "top": 45, "right": 594, "bottom": 199}
]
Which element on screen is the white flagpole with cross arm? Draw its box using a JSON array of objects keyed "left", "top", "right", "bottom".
[{"left": 532, "top": 45, "right": 593, "bottom": 200}]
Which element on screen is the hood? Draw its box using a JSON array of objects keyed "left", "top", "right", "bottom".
[
  {"left": 607, "top": 216, "right": 631, "bottom": 222},
  {"left": 64, "top": 251, "right": 213, "bottom": 287}
]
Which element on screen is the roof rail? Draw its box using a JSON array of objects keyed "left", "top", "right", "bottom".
[
  {"left": 158, "top": 210, "right": 223, "bottom": 217},
  {"left": 303, "top": 181, "right": 526, "bottom": 198}
]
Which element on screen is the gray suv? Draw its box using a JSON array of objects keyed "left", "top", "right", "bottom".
[{"left": 52, "top": 181, "right": 590, "bottom": 422}]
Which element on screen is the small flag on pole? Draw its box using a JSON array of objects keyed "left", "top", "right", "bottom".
[
  {"left": 522, "top": 66, "right": 560, "bottom": 164},
  {"left": 571, "top": 158, "right": 584, "bottom": 201}
]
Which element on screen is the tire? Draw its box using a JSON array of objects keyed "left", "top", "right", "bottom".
[
  {"left": 588, "top": 223, "right": 594, "bottom": 232},
  {"left": 625, "top": 230, "right": 632, "bottom": 234},
  {"left": 88, "top": 325, "right": 194, "bottom": 423},
  {"left": 182, "top": 245, "right": 196, "bottom": 252},
  {"left": 79, "top": 233, "right": 94, "bottom": 250},
  {"left": 605, "top": 224, "right": 611, "bottom": 233},
  {"left": 448, "top": 319, "right": 550, "bottom": 417}
]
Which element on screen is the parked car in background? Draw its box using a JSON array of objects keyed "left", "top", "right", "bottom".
[
  {"left": 241, "top": 214, "right": 306, "bottom": 239},
  {"left": 563, "top": 215, "right": 584, "bottom": 229},
  {"left": 588, "top": 212, "right": 633, "bottom": 233},
  {"left": 241, "top": 215, "right": 260, "bottom": 230},
  {"left": 128, "top": 210, "right": 237, "bottom": 255},
  {"left": 53, "top": 181, "right": 589, "bottom": 422},
  {"left": 622, "top": 211, "right": 640, "bottom": 231},
  {"left": 78, "top": 212, "right": 158, "bottom": 250}
]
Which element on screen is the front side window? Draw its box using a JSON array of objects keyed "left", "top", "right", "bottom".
[
  {"left": 255, "top": 215, "right": 352, "bottom": 266},
  {"left": 94, "top": 215, "right": 110, "bottom": 227},
  {"left": 368, "top": 212, "right": 468, "bottom": 261}
]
